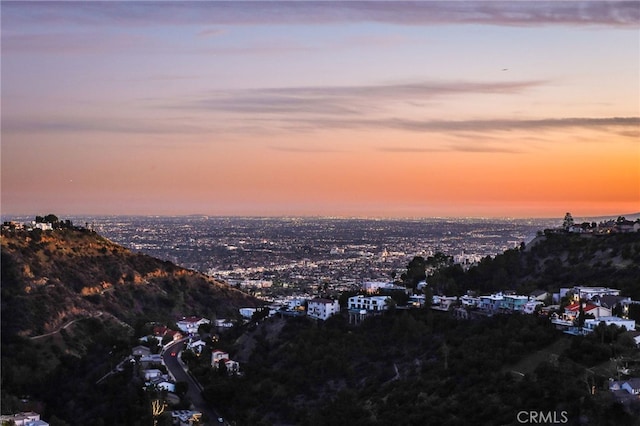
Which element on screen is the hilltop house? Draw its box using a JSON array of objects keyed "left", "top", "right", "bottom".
[
  {"left": 176, "top": 316, "right": 210, "bottom": 334},
  {"left": 564, "top": 302, "right": 612, "bottom": 320},
  {"left": 348, "top": 295, "right": 390, "bottom": 312},
  {"left": 502, "top": 295, "right": 529, "bottom": 312},
  {"left": 479, "top": 294, "right": 504, "bottom": 312},
  {"left": 307, "top": 298, "right": 341, "bottom": 320}
]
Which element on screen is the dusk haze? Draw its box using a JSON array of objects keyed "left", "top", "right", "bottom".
[{"left": 2, "top": 1, "right": 639, "bottom": 218}]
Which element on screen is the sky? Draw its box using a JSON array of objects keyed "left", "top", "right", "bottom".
[{"left": 1, "top": 1, "right": 639, "bottom": 219}]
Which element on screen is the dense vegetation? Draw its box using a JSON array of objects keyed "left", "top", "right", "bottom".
[{"left": 185, "top": 310, "right": 637, "bottom": 425}]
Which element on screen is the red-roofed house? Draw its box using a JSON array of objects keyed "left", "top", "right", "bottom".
[
  {"left": 176, "top": 316, "right": 210, "bottom": 334},
  {"left": 564, "top": 302, "right": 611, "bottom": 320},
  {"left": 211, "top": 349, "right": 240, "bottom": 374}
]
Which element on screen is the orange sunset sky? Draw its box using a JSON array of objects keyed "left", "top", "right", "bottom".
[{"left": 1, "top": 1, "right": 639, "bottom": 218}]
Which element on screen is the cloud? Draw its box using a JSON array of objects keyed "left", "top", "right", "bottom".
[
  {"left": 2, "top": 32, "right": 154, "bottom": 54},
  {"left": 382, "top": 116, "right": 640, "bottom": 133},
  {"left": 197, "top": 28, "right": 226, "bottom": 38},
  {"left": 268, "top": 146, "right": 344, "bottom": 153},
  {"left": 3, "top": 1, "right": 638, "bottom": 29},
  {"left": 2, "top": 116, "right": 210, "bottom": 135},
  {"left": 377, "top": 146, "right": 444, "bottom": 153},
  {"left": 174, "top": 80, "right": 545, "bottom": 116}
]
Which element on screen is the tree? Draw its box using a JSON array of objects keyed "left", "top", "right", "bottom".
[
  {"left": 44, "top": 214, "right": 59, "bottom": 224},
  {"left": 563, "top": 212, "right": 574, "bottom": 230},
  {"left": 403, "top": 256, "right": 427, "bottom": 291}
]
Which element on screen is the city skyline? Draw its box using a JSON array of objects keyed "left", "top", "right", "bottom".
[{"left": 2, "top": 1, "right": 639, "bottom": 218}]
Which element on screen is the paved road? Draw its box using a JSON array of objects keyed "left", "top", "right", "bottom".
[{"left": 163, "top": 340, "right": 226, "bottom": 425}]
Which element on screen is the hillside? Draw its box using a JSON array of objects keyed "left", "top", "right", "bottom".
[
  {"left": 428, "top": 231, "right": 640, "bottom": 298},
  {"left": 1, "top": 226, "right": 262, "bottom": 338}
]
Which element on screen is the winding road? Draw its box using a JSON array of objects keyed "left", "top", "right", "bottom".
[{"left": 162, "top": 339, "right": 226, "bottom": 425}]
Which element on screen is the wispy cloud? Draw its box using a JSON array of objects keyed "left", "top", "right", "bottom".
[
  {"left": 197, "top": 28, "right": 226, "bottom": 38},
  {"left": 4, "top": 1, "right": 638, "bottom": 29},
  {"left": 2, "top": 116, "right": 210, "bottom": 135},
  {"left": 268, "top": 145, "right": 344, "bottom": 153},
  {"left": 173, "top": 80, "right": 545, "bottom": 116},
  {"left": 293, "top": 116, "right": 640, "bottom": 135}
]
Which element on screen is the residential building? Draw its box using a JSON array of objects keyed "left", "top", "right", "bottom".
[
  {"left": 560, "top": 286, "right": 620, "bottom": 302},
  {"left": 460, "top": 294, "right": 480, "bottom": 308},
  {"left": 361, "top": 281, "right": 406, "bottom": 294},
  {"left": 132, "top": 345, "right": 151, "bottom": 357},
  {"left": 564, "top": 302, "right": 612, "bottom": 320},
  {"left": 186, "top": 339, "right": 208, "bottom": 355},
  {"left": 0, "top": 412, "right": 48, "bottom": 426},
  {"left": 170, "top": 410, "right": 203, "bottom": 426},
  {"left": 176, "top": 316, "right": 210, "bottom": 334},
  {"left": 348, "top": 295, "right": 390, "bottom": 312},
  {"left": 479, "top": 294, "right": 504, "bottom": 312},
  {"left": 502, "top": 295, "right": 529, "bottom": 312},
  {"left": 143, "top": 369, "right": 163, "bottom": 381},
  {"left": 409, "top": 295, "right": 426, "bottom": 307},
  {"left": 239, "top": 307, "right": 257, "bottom": 319},
  {"left": 523, "top": 300, "right": 544, "bottom": 314},
  {"left": 583, "top": 317, "right": 636, "bottom": 333},
  {"left": 214, "top": 318, "right": 234, "bottom": 330},
  {"left": 307, "top": 298, "right": 341, "bottom": 320},
  {"left": 432, "top": 296, "right": 458, "bottom": 311},
  {"left": 623, "top": 378, "right": 640, "bottom": 395},
  {"left": 211, "top": 349, "right": 240, "bottom": 374},
  {"left": 530, "top": 290, "right": 550, "bottom": 301}
]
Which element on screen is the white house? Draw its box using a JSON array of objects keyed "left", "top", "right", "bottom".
[
  {"left": 583, "top": 317, "right": 636, "bottom": 333},
  {"left": 143, "top": 369, "right": 163, "bottom": 381},
  {"left": 239, "top": 307, "right": 257, "bottom": 319},
  {"left": 561, "top": 286, "right": 620, "bottom": 301},
  {"left": 523, "top": 301, "right": 544, "bottom": 314},
  {"left": 460, "top": 295, "right": 480, "bottom": 308},
  {"left": 287, "top": 298, "right": 306, "bottom": 311},
  {"left": 348, "top": 295, "right": 390, "bottom": 312},
  {"left": 211, "top": 349, "right": 240, "bottom": 374},
  {"left": 214, "top": 318, "right": 234, "bottom": 330},
  {"left": 132, "top": 345, "right": 151, "bottom": 357},
  {"left": 155, "top": 380, "right": 176, "bottom": 393},
  {"left": 0, "top": 412, "right": 48, "bottom": 426},
  {"left": 622, "top": 378, "right": 640, "bottom": 395},
  {"left": 211, "top": 350, "right": 229, "bottom": 364},
  {"left": 307, "top": 298, "right": 341, "bottom": 320},
  {"left": 176, "top": 316, "right": 210, "bottom": 334},
  {"left": 432, "top": 296, "right": 458, "bottom": 311},
  {"left": 186, "top": 339, "right": 208, "bottom": 355},
  {"left": 361, "top": 281, "right": 404, "bottom": 294}
]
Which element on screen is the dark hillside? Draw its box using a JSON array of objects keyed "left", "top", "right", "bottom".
[
  {"left": 430, "top": 232, "right": 640, "bottom": 297},
  {"left": 1, "top": 227, "right": 261, "bottom": 338},
  {"left": 1, "top": 225, "right": 262, "bottom": 423}
]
